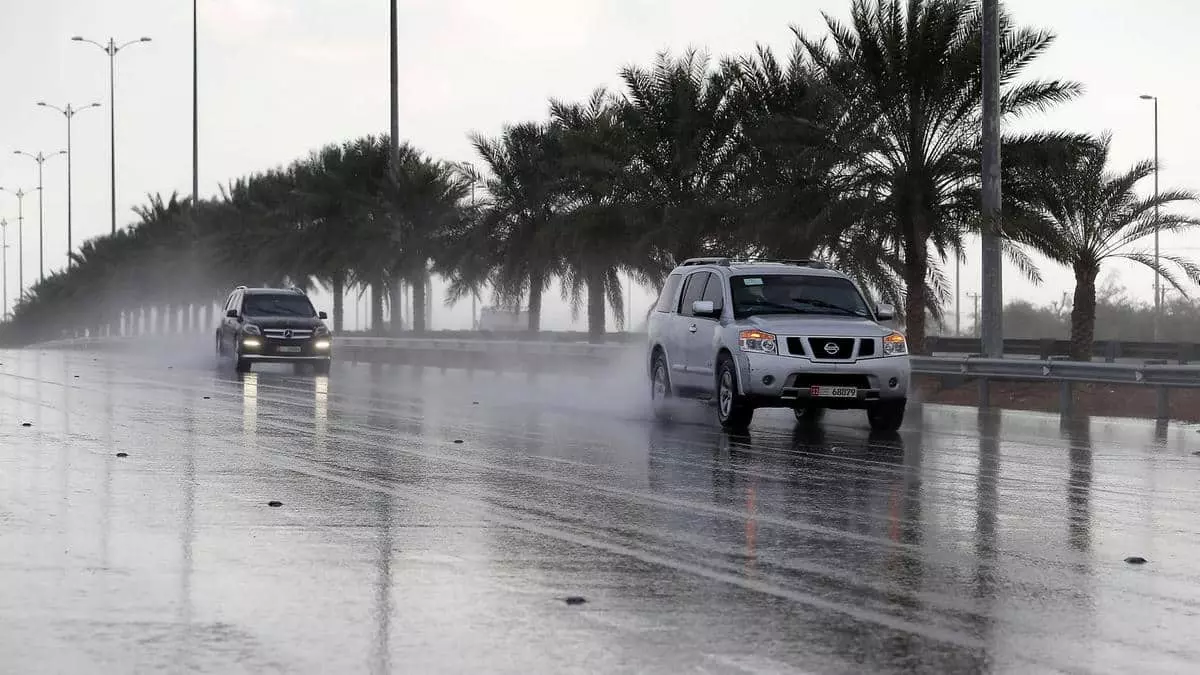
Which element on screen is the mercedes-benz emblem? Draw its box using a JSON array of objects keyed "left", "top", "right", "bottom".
[
  {"left": 284, "top": 329, "right": 293, "bottom": 339},
  {"left": 823, "top": 341, "right": 840, "bottom": 355}
]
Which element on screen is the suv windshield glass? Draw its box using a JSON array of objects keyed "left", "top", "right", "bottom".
[
  {"left": 730, "top": 275, "right": 871, "bottom": 319},
  {"left": 243, "top": 293, "right": 315, "bottom": 318}
]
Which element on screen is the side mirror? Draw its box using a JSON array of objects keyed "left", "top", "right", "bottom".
[
  {"left": 318, "top": 311, "right": 328, "bottom": 320},
  {"left": 875, "top": 303, "right": 895, "bottom": 321},
  {"left": 692, "top": 300, "right": 719, "bottom": 317},
  {"left": 225, "top": 309, "right": 239, "bottom": 318}
]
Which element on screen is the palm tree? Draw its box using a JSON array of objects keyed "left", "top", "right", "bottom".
[
  {"left": 798, "top": 0, "right": 1081, "bottom": 352},
  {"left": 471, "top": 122, "right": 566, "bottom": 332},
  {"left": 618, "top": 49, "right": 741, "bottom": 273},
  {"left": 1006, "top": 133, "right": 1200, "bottom": 360}
]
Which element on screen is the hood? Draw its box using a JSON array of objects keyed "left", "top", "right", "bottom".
[
  {"left": 243, "top": 315, "right": 325, "bottom": 330},
  {"left": 740, "top": 314, "right": 895, "bottom": 338}
]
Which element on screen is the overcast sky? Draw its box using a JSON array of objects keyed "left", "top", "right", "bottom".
[{"left": 1, "top": 0, "right": 1196, "bottom": 331}]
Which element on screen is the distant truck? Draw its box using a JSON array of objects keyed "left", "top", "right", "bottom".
[{"left": 478, "top": 307, "right": 529, "bottom": 331}]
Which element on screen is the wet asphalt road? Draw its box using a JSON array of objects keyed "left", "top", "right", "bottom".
[{"left": 2, "top": 346, "right": 1199, "bottom": 674}]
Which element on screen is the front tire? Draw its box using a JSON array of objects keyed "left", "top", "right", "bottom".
[
  {"left": 794, "top": 405, "right": 826, "bottom": 427},
  {"left": 715, "top": 355, "right": 754, "bottom": 431},
  {"left": 235, "top": 356, "right": 251, "bottom": 373},
  {"left": 650, "top": 353, "right": 672, "bottom": 421},
  {"left": 313, "top": 360, "right": 331, "bottom": 375},
  {"left": 867, "top": 400, "right": 906, "bottom": 432}
]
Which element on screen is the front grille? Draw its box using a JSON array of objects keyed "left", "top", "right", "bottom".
[
  {"left": 263, "top": 328, "right": 313, "bottom": 340},
  {"left": 807, "top": 337, "right": 855, "bottom": 360},
  {"left": 859, "top": 339, "right": 876, "bottom": 357}
]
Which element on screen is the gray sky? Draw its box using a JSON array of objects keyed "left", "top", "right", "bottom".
[{"left": 1, "top": 0, "right": 1196, "bottom": 331}]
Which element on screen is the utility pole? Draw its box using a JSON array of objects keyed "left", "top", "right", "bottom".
[
  {"left": 955, "top": 243, "right": 962, "bottom": 335},
  {"left": 968, "top": 292, "right": 982, "bottom": 338},
  {"left": 1139, "top": 94, "right": 1160, "bottom": 340},
  {"left": 980, "top": 0, "right": 1003, "bottom": 357},
  {"left": 1, "top": 220, "right": 8, "bottom": 320},
  {"left": 193, "top": 0, "right": 199, "bottom": 205}
]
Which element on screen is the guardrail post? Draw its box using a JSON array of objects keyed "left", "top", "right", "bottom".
[
  {"left": 1156, "top": 387, "right": 1169, "bottom": 421},
  {"left": 1059, "top": 380, "right": 1072, "bottom": 417},
  {"left": 977, "top": 377, "right": 990, "bottom": 408}
]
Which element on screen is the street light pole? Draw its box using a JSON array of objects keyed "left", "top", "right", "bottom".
[
  {"left": 1, "top": 220, "right": 8, "bottom": 320},
  {"left": 37, "top": 101, "right": 101, "bottom": 270},
  {"left": 1139, "top": 94, "right": 1160, "bottom": 340},
  {"left": 71, "top": 35, "right": 153, "bottom": 235},
  {"left": 0, "top": 187, "right": 36, "bottom": 302},
  {"left": 14, "top": 150, "right": 67, "bottom": 283},
  {"left": 193, "top": 0, "right": 199, "bottom": 204}
]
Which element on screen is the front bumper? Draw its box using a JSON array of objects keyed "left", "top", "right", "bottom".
[
  {"left": 738, "top": 351, "right": 910, "bottom": 408},
  {"left": 239, "top": 337, "right": 332, "bottom": 362}
]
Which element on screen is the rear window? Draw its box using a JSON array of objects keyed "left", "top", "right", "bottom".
[
  {"left": 242, "top": 293, "right": 316, "bottom": 318},
  {"left": 654, "top": 274, "right": 684, "bottom": 313}
]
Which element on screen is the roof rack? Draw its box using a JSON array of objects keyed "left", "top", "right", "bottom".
[
  {"left": 679, "top": 257, "right": 731, "bottom": 267},
  {"left": 235, "top": 285, "right": 248, "bottom": 290}
]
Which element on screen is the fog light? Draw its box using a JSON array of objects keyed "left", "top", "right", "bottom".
[
  {"left": 762, "top": 375, "right": 775, "bottom": 386},
  {"left": 314, "top": 340, "right": 330, "bottom": 350},
  {"left": 242, "top": 338, "right": 261, "bottom": 348},
  {"left": 888, "top": 377, "right": 898, "bottom": 388}
]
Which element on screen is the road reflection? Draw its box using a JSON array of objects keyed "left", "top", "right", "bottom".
[{"left": 241, "top": 372, "right": 258, "bottom": 449}]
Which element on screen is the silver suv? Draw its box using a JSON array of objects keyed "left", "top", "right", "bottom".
[{"left": 646, "top": 258, "right": 910, "bottom": 432}]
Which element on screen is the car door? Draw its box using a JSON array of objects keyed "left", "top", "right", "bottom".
[
  {"left": 686, "top": 272, "right": 727, "bottom": 385},
  {"left": 221, "top": 291, "right": 242, "bottom": 352},
  {"left": 673, "top": 271, "right": 711, "bottom": 390}
]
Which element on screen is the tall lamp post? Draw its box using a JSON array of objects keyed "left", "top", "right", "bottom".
[
  {"left": 71, "top": 35, "right": 153, "bottom": 235},
  {"left": 37, "top": 101, "right": 101, "bottom": 270},
  {"left": 1, "top": 219, "right": 8, "bottom": 320},
  {"left": 0, "top": 186, "right": 37, "bottom": 302},
  {"left": 1139, "top": 94, "right": 1160, "bottom": 340},
  {"left": 13, "top": 150, "right": 67, "bottom": 283}
]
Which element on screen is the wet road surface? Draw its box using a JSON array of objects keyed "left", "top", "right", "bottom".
[{"left": 2, "top": 346, "right": 1199, "bottom": 674}]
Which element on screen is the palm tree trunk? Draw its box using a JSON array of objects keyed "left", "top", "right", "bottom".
[
  {"left": 390, "top": 278, "right": 404, "bottom": 335},
  {"left": 902, "top": 229, "right": 928, "bottom": 354},
  {"left": 371, "top": 278, "right": 385, "bottom": 336},
  {"left": 586, "top": 267, "right": 605, "bottom": 343},
  {"left": 412, "top": 277, "right": 427, "bottom": 333},
  {"left": 331, "top": 274, "right": 345, "bottom": 333},
  {"left": 527, "top": 271, "right": 544, "bottom": 332},
  {"left": 1069, "top": 265, "right": 1098, "bottom": 361}
]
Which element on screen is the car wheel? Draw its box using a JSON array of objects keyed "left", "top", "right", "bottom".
[
  {"left": 867, "top": 400, "right": 905, "bottom": 432},
  {"left": 793, "top": 405, "right": 826, "bottom": 426},
  {"left": 650, "top": 352, "right": 672, "bottom": 421},
  {"left": 313, "top": 361, "right": 331, "bottom": 375},
  {"left": 715, "top": 354, "right": 753, "bottom": 431},
  {"left": 235, "top": 356, "right": 251, "bottom": 374}
]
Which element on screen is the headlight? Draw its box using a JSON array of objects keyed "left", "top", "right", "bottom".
[
  {"left": 242, "top": 338, "right": 262, "bottom": 348},
  {"left": 882, "top": 332, "right": 908, "bottom": 356},
  {"left": 242, "top": 324, "right": 262, "bottom": 336},
  {"left": 314, "top": 340, "right": 331, "bottom": 350},
  {"left": 739, "top": 329, "right": 777, "bottom": 354}
]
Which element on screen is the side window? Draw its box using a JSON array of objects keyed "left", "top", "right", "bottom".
[
  {"left": 654, "top": 274, "right": 684, "bottom": 313},
  {"left": 224, "top": 293, "right": 237, "bottom": 312},
  {"left": 700, "top": 273, "right": 725, "bottom": 311},
  {"left": 679, "top": 272, "right": 710, "bottom": 317},
  {"left": 230, "top": 291, "right": 243, "bottom": 314}
]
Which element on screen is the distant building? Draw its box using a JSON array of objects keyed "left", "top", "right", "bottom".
[{"left": 478, "top": 306, "right": 528, "bottom": 331}]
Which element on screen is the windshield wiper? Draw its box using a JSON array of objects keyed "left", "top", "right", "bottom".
[{"left": 790, "top": 298, "right": 864, "bottom": 317}]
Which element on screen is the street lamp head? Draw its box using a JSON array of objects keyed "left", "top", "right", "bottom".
[
  {"left": 71, "top": 36, "right": 83, "bottom": 41},
  {"left": 1140, "top": 94, "right": 1155, "bottom": 100},
  {"left": 36, "top": 101, "right": 47, "bottom": 107},
  {"left": 140, "top": 37, "right": 152, "bottom": 42}
]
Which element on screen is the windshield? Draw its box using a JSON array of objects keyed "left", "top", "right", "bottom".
[
  {"left": 730, "top": 274, "right": 872, "bottom": 319},
  {"left": 243, "top": 293, "right": 316, "bottom": 318}
]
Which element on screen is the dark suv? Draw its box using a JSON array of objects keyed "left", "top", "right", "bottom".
[{"left": 216, "top": 286, "right": 333, "bottom": 373}]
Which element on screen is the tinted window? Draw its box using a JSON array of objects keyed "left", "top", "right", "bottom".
[
  {"left": 730, "top": 275, "right": 870, "bottom": 319},
  {"left": 242, "top": 293, "right": 316, "bottom": 318},
  {"left": 654, "top": 274, "right": 684, "bottom": 313},
  {"left": 679, "top": 272, "right": 710, "bottom": 317},
  {"left": 700, "top": 274, "right": 724, "bottom": 308}
]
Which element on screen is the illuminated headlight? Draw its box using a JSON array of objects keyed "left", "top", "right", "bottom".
[
  {"left": 314, "top": 340, "right": 331, "bottom": 350},
  {"left": 242, "top": 338, "right": 262, "bottom": 348},
  {"left": 739, "top": 329, "right": 777, "bottom": 355},
  {"left": 242, "top": 324, "right": 262, "bottom": 336},
  {"left": 882, "top": 332, "right": 908, "bottom": 356}
]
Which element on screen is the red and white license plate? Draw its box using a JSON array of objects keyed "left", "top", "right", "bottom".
[{"left": 810, "top": 386, "right": 857, "bottom": 398}]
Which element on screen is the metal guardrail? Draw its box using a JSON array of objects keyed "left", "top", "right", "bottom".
[{"left": 926, "top": 336, "right": 1200, "bottom": 363}]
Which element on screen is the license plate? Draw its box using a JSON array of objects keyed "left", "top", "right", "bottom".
[
  {"left": 810, "top": 386, "right": 857, "bottom": 398},
  {"left": 277, "top": 346, "right": 302, "bottom": 353}
]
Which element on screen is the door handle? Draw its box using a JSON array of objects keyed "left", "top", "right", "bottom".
[{"left": 689, "top": 323, "right": 698, "bottom": 333}]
